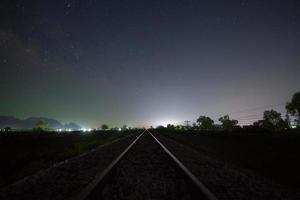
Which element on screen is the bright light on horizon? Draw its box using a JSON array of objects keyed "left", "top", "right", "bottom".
[
  {"left": 154, "top": 119, "right": 180, "bottom": 127},
  {"left": 82, "top": 128, "right": 92, "bottom": 132}
]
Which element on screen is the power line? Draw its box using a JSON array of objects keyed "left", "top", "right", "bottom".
[
  {"left": 184, "top": 120, "right": 190, "bottom": 128},
  {"left": 210, "top": 102, "right": 285, "bottom": 118},
  {"left": 171, "top": 102, "right": 286, "bottom": 126}
]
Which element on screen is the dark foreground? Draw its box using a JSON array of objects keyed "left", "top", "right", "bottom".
[
  {"left": 0, "top": 130, "right": 299, "bottom": 199},
  {"left": 0, "top": 130, "right": 136, "bottom": 187},
  {"left": 156, "top": 129, "right": 300, "bottom": 189},
  {"left": 0, "top": 132, "right": 140, "bottom": 200},
  {"left": 99, "top": 133, "right": 194, "bottom": 200}
]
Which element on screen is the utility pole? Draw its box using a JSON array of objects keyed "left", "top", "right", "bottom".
[{"left": 184, "top": 120, "right": 190, "bottom": 129}]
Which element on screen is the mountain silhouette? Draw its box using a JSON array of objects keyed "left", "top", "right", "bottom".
[{"left": 0, "top": 116, "right": 81, "bottom": 130}]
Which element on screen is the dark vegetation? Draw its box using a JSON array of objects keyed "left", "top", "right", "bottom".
[
  {"left": 0, "top": 130, "right": 137, "bottom": 187},
  {"left": 0, "top": 91, "right": 299, "bottom": 190},
  {"left": 164, "top": 91, "right": 300, "bottom": 132},
  {"left": 153, "top": 90, "right": 300, "bottom": 189},
  {"left": 286, "top": 91, "right": 300, "bottom": 127},
  {"left": 156, "top": 129, "right": 300, "bottom": 190},
  {"left": 101, "top": 124, "right": 109, "bottom": 130}
]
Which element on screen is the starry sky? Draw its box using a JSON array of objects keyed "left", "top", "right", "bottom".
[{"left": 0, "top": 0, "right": 299, "bottom": 128}]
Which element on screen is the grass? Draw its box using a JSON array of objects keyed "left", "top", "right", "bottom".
[
  {"left": 157, "top": 129, "right": 300, "bottom": 190},
  {"left": 0, "top": 130, "right": 136, "bottom": 187}
]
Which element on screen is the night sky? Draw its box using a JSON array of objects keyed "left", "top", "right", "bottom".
[{"left": 1, "top": 0, "right": 299, "bottom": 128}]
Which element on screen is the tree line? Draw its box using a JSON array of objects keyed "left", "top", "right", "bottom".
[
  {"left": 2, "top": 91, "right": 299, "bottom": 133},
  {"left": 165, "top": 91, "right": 300, "bottom": 132}
]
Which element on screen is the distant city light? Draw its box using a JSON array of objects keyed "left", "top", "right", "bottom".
[
  {"left": 68, "top": 129, "right": 72, "bottom": 132},
  {"left": 156, "top": 119, "right": 178, "bottom": 127},
  {"left": 82, "top": 128, "right": 92, "bottom": 132}
]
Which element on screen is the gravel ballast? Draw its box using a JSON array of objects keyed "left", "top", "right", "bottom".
[
  {"left": 154, "top": 132, "right": 300, "bottom": 200},
  {"left": 2, "top": 131, "right": 298, "bottom": 200},
  {"left": 0, "top": 134, "right": 139, "bottom": 200},
  {"left": 99, "top": 133, "right": 196, "bottom": 200}
]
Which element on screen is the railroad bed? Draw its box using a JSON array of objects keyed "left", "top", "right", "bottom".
[
  {"left": 76, "top": 130, "right": 217, "bottom": 200},
  {"left": 1, "top": 129, "right": 296, "bottom": 200},
  {"left": 0, "top": 134, "right": 140, "bottom": 200}
]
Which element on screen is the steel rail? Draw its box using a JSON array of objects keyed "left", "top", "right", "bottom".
[
  {"left": 74, "top": 130, "right": 146, "bottom": 200},
  {"left": 74, "top": 129, "right": 218, "bottom": 200},
  {"left": 146, "top": 129, "right": 219, "bottom": 200}
]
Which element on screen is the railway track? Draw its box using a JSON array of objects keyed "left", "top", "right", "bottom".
[{"left": 74, "top": 129, "right": 218, "bottom": 200}]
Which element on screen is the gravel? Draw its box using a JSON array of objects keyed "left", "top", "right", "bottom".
[
  {"left": 99, "top": 133, "right": 196, "bottom": 200},
  {"left": 154, "top": 133, "right": 300, "bottom": 200},
  {"left": 0, "top": 134, "right": 139, "bottom": 200},
  {"left": 3, "top": 131, "right": 298, "bottom": 200}
]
